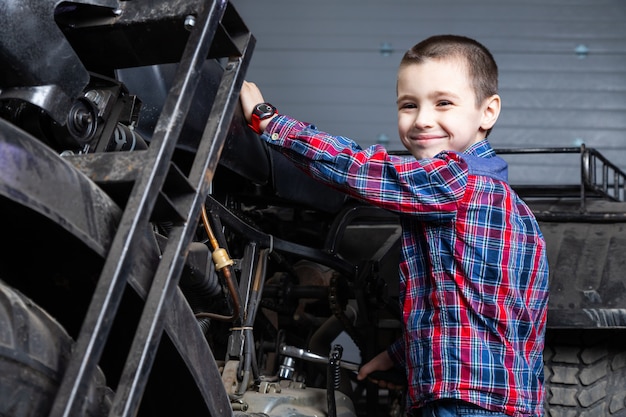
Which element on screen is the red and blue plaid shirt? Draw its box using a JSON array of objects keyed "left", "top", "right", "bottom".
[{"left": 262, "top": 115, "right": 549, "bottom": 417}]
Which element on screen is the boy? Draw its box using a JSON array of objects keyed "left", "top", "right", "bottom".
[{"left": 239, "top": 35, "right": 549, "bottom": 417}]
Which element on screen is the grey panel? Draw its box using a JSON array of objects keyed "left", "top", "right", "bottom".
[{"left": 232, "top": 0, "right": 626, "bottom": 185}]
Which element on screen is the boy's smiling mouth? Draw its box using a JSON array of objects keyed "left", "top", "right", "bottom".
[{"left": 411, "top": 134, "right": 446, "bottom": 141}]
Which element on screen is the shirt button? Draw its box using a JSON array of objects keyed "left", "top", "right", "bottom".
[{"left": 271, "top": 133, "right": 280, "bottom": 141}]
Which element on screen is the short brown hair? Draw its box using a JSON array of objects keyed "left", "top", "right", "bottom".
[{"left": 400, "top": 34, "right": 498, "bottom": 107}]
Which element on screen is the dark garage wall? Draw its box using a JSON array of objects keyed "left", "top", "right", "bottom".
[{"left": 231, "top": 0, "right": 626, "bottom": 185}]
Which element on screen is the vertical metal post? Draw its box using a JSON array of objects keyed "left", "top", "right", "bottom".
[{"left": 580, "top": 144, "right": 588, "bottom": 213}]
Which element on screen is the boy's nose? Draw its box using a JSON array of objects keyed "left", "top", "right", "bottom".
[{"left": 414, "top": 109, "right": 434, "bottom": 129}]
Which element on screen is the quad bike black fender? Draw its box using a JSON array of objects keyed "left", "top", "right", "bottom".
[
  {"left": 0, "top": 117, "right": 120, "bottom": 257},
  {"left": 0, "top": 118, "right": 230, "bottom": 415}
]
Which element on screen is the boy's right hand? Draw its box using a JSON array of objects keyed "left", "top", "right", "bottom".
[{"left": 357, "top": 350, "right": 405, "bottom": 390}]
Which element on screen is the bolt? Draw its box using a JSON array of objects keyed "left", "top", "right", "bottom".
[
  {"left": 184, "top": 15, "right": 196, "bottom": 31},
  {"left": 575, "top": 44, "right": 589, "bottom": 59},
  {"left": 380, "top": 42, "right": 393, "bottom": 56},
  {"left": 79, "top": 111, "right": 93, "bottom": 126}
]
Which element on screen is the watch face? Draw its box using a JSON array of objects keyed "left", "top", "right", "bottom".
[{"left": 255, "top": 103, "right": 275, "bottom": 118}]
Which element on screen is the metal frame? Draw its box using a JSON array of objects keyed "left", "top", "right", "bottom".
[
  {"left": 9, "top": 1, "right": 260, "bottom": 416},
  {"left": 496, "top": 145, "right": 626, "bottom": 206}
]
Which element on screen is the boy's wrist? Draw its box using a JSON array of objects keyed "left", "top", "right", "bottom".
[
  {"left": 249, "top": 102, "right": 278, "bottom": 134},
  {"left": 258, "top": 115, "right": 278, "bottom": 133}
]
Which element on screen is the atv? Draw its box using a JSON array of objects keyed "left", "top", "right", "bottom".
[{"left": 1, "top": 1, "right": 625, "bottom": 417}]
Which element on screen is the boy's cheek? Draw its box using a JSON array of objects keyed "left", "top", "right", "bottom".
[{"left": 397, "top": 118, "right": 411, "bottom": 135}]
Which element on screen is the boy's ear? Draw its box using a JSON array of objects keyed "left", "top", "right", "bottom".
[{"left": 481, "top": 94, "right": 501, "bottom": 131}]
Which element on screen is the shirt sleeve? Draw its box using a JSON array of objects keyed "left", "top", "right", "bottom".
[
  {"left": 262, "top": 115, "right": 468, "bottom": 221},
  {"left": 387, "top": 337, "right": 405, "bottom": 366}
]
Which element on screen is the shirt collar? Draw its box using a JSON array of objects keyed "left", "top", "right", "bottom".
[{"left": 463, "top": 139, "right": 495, "bottom": 158}]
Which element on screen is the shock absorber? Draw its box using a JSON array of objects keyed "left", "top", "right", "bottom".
[{"left": 327, "top": 344, "right": 343, "bottom": 417}]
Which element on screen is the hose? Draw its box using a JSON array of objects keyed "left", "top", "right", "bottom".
[{"left": 194, "top": 204, "right": 241, "bottom": 322}]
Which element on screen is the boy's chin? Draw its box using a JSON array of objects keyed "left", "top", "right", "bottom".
[{"left": 410, "top": 147, "right": 446, "bottom": 160}]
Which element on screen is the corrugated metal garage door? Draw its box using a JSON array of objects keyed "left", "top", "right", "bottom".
[{"left": 231, "top": 0, "right": 626, "bottom": 185}]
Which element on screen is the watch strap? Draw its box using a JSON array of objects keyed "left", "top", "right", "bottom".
[{"left": 249, "top": 102, "right": 277, "bottom": 134}]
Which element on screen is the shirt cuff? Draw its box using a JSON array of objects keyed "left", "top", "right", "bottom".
[{"left": 261, "top": 114, "right": 311, "bottom": 145}]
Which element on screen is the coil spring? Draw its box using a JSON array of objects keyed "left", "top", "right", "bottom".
[{"left": 329, "top": 344, "right": 343, "bottom": 390}]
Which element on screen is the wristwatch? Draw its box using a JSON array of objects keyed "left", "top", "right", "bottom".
[{"left": 249, "top": 102, "right": 277, "bottom": 134}]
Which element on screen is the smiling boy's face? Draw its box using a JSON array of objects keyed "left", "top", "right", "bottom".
[{"left": 396, "top": 57, "right": 501, "bottom": 160}]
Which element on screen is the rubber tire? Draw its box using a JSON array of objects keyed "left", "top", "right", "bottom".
[
  {"left": 544, "top": 329, "right": 626, "bottom": 417},
  {"left": 0, "top": 280, "right": 113, "bottom": 417}
]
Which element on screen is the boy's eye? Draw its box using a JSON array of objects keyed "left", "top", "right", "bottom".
[
  {"left": 400, "top": 103, "right": 416, "bottom": 109},
  {"left": 437, "top": 100, "right": 452, "bottom": 106}
]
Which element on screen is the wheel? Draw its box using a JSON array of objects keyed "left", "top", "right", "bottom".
[
  {"left": 0, "top": 280, "right": 113, "bottom": 417},
  {"left": 544, "top": 329, "right": 626, "bottom": 416}
]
